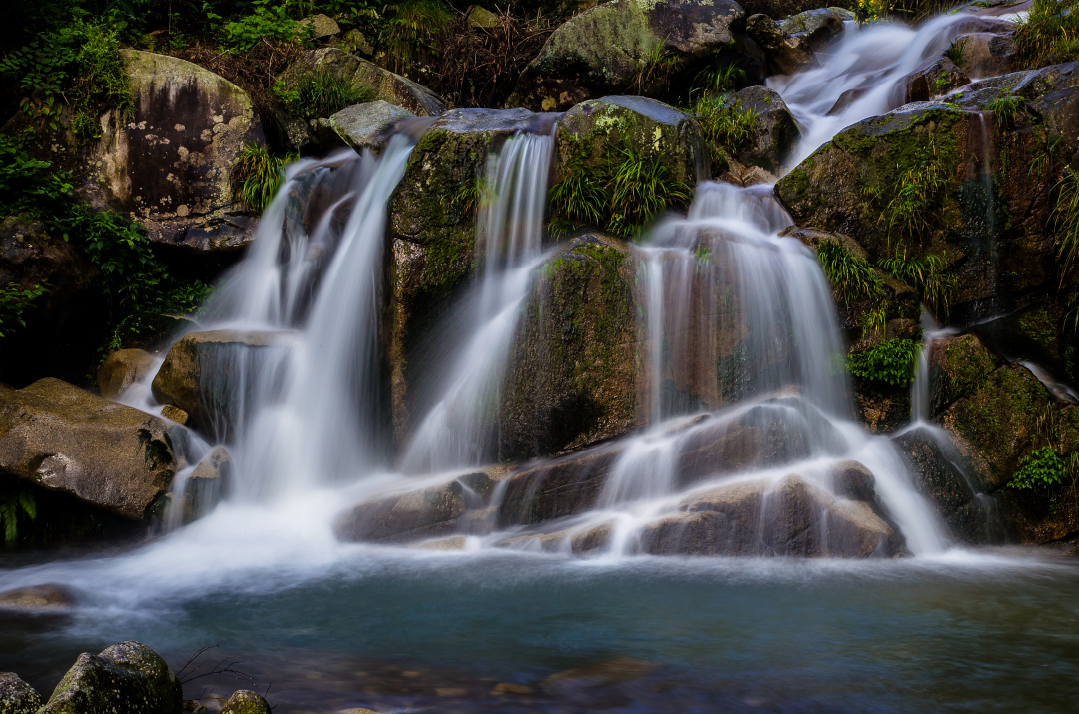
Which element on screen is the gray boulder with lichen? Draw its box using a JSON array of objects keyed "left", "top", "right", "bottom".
[{"left": 39, "top": 641, "right": 182, "bottom": 714}]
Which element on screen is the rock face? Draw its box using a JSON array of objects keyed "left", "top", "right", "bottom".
[
  {"left": 554, "top": 95, "right": 708, "bottom": 186},
  {"left": 221, "top": 690, "right": 272, "bottom": 714},
  {"left": 497, "top": 446, "right": 623, "bottom": 526},
  {"left": 97, "top": 348, "right": 158, "bottom": 400},
  {"left": 498, "top": 234, "right": 644, "bottom": 460},
  {"left": 329, "top": 100, "right": 414, "bottom": 154},
  {"left": 507, "top": 0, "right": 759, "bottom": 111},
  {"left": 719, "top": 85, "right": 801, "bottom": 173},
  {"left": 388, "top": 109, "right": 559, "bottom": 444},
  {"left": 778, "top": 8, "right": 845, "bottom": 50},
  {"left": 0, "top": 217, "right": 105, "bottom": 387},
  {"left": 0, "top": 672, "right": 41, "bottom": 714},
  {"left": 173, "top": 446, "right": 233, "bottom": 524},
  {"left": 79, "top": 50, "right": 264, "bottom": 265},
  {"left": 745, "top": 14, "right": 817, "bottom": 77},
  {"left": 151, "top": 329, "right": 293, "bottom": 439},
  {"left": 0, "top": 379, "right": 177, "bottom": 520},
  {"left": 39, "top": 641, "right": 182, "bottom": 714},
  {"left": 641, "top": 473, "right": 902, "bottom": 556}
]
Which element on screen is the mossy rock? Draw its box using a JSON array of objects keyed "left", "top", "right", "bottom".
[
  {"left": 39, "top": 641, "right": 182, "bottom": 714},
  {"left": 0, "top": 672, "right": 41, "bottom": 714},
  {"left": 498, "top": 233, "right": 644, "bottom": 460},
  {"left": 506, "top": 0, "right": 761, "bottom": 111},
  {"left": 221, "top": 690, "right": 272, "bottom": 714},
  {"left": 718, "top": 85, "right": 802, "bottom": 173}
]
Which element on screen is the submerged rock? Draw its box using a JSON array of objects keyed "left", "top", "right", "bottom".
[
  {"left": 0, "top": 379, "right": 177, "bottom": 520},
  {"left": 507, "top": 0, "right": 760, "bottom": 111},
  {"left": 642, "top": 473, "right": 902, "bottom": 557},
  {"left": 221, "top": 690, "right": 271, "bottom": 714},
  {"left": 0, "top": 216, "right": 105, "bottom": 387},
  {"left": 0, "top": 584, "right": 75, "bottom": 610},
  {"left": 745, "top": 14, "right": 817, "bottom": 77},
  {"left": 0, "top": 672, "right": 41, "bottom": 714},
  {"left": 40, "top": 641, "right": 182, "bottom": 714},
  {"left": 152, "top": 329, "right": 294, "bottom": 438},
  {"left": 97, "top": 348, "right": 158, "bottom": 400}
]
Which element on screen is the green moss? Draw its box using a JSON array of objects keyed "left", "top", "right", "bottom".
[
  {"left": 1018, "top": 306, "right": 1057, "bottom": 351},
  {"left": 941, "top": 335, "right": 998, "bottom": 400}
]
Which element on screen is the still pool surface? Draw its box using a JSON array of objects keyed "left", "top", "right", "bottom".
[{"left": 3, "top": 538, "right": 1079, "bottom": 713}]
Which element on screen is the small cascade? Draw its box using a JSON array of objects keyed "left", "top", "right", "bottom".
[
  {"left": 777, "top": 12, "right": 980, "bottom": 166},
  {"left": 401, "top": 132, "right": 554, "bottom": 473}
]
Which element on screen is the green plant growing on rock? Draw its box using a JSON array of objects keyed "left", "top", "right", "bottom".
[
  {"left": 691, "top": 94, "right": 758, "bottom": 166},
  {"left": 943, "top": 38, "right": 967, "bottom": 66},
  {"left": 985, "top": 90, "right": 1021, "bottom": 133},
  {"left": 1053, "top": 166, "right": 1079, "bottom": 283},
  {"left": 222, "top": 0, "right": 312, "bottom": 51},
  {"left": 549, "top": 174, "right": 607, "bottom": 232},
  {"left": 0, "top": 281, "right": 49, "bottom": 339},
  {"left": 1008, "top": 446, "right": 1066, "bottom": 492},
  {"left": 274, "top": 65, "right": 374, "bottom": 120},
  {"left": 693, "top": 61, "right": 745, "bottom": 95},
  {"left": 231, "top": 142, "right": 297, "bottom": 214},
  {"left": 632, "top": 38, "right": 679, "bottom": 95},
  {"left": 379, "top": 0, "right": 453, "bottom": 71},
  {"left": 879, "top": 250, "right": 956, "bottom": 318},
  {"left": 877, "top": 140, "right": 951, "bottom": 248},
  {"left": 847, "top": 338, "right": 922, "bottom": 388},
  {"left": 608, "top": 145, "right": 691, "bottom": 238},
  {"left": 0, "top": 486, "right": 36, "bottom": 544},
  {"left": 1015, "top": 0, "right": 1079, "bottom": 67},
  {"left": 816, "top": 240, "right": 886, "bottom": 305}
]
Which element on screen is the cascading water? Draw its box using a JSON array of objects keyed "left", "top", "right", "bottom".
[{"left": 401, "top": 132, "right": 553, "bottom": 473}]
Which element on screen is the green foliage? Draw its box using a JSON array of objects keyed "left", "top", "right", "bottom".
[
  {"left": 0, "top": 137, "right": 73, "bottom": 218},
  {"left": 1053, "top": 166, "right": 1079, "bottom": 284},
  {"left": 0, "top": 20, "right": 133, "bottom": 143},
  {"left": 442, "top": 175, "right": 493, "bottom": 217},
  {"left": 273, "top": 64, "right": 374, "bottom": 119},
  {"left": 549, "top": 174, "right": 607, "bottom": 231},
  {"left": 230, "top": 142, "right": 297, "bottom": 213},
  {"left": 632, "top": 38, "right": 679, "bottom": 95},
  {"left": 816, "top": 240, "right": 885, "bottom": 305},
  {"left": 872, "top": 138, "right": 951, "bottom": 246},
  {"left": 847, "top": 338, "right": 922, "bottom": 388},
  {"left": 943, "top": 38, "right": 966, "bottom": 66},
  {"left": 379, "top": 0, "right": 452, "bottom": 68},
  {"left": 855, "top": 0, "right": 893, "bottom": 23},
  {"left": 1015, "top": 0, "right": 1079, "bottom": 67},
  {"left": 1008, "top": 446, "right": 1067, "bottom": 492},
  {"left": 222, "top": 0, "right": 312, "bottom": 51},
  {"left": 607, "top": 145, "right": 691, "bottom": 238},
  {"left": 0, "top": 282, "right": 50, "bottom": 339},
  {"left": 693, "top": 61, "right": 745, "bottom": 96},
  {"left": 0, "top": 487, "right": 36, "bottom": 544},
  {"left": 690, "top": 94, "right": 758, "bottom": 165},
  {"left": 985, "top": 90, "right": 1021, "bottom": 133},
  {"left": 879, "top": 250, "right": 956, "bottom": 318}
]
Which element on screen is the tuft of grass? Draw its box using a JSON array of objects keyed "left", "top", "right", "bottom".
[
  {"left": 693, "top": 61, "right": 745, "bottom": 96},
  {"left": 985, "top": 90, "right": 1021, "bottom": 133},
  {"left": 608, "top": 145, "right": 691, "bottom": 237},
  {"left": 690, "top": 94, "right": 758, "bottom": 166},
  {"left": 380, "top": 0, "right": 453, "bottom": 70},
  {"left": 875, "top": 140, "right": 950, "bottom": 247},
  {"left": 230, "top": 143, "right": 297, "bottom": 214},
  {"left": 274, "top": 64, "right": 375, "bottom": 120},
  {"left": 0, "top": 487, "right": 36, "bottom": 544},
  {"left": 879, "top": 249, "right": 956, "bottom": 319},
  {"left": 1053, "top": 166, "right": 1079, "bottom": 284},
  {"left": 816, "top": 240, "right": 886, "bottom": 306},
  {"left": 632, "top": 38, "right": 679, "bottom": 95},
  {"left": 1015, "top": 0, "right": 1079, "bottom": 68},
  {"left": 550, "top": 174, "right": 607, "bottom": 230},
  {"left": 943, "top": 38, "right": 967, "bottom": 67}
]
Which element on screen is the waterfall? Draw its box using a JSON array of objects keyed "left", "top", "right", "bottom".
[{"left": 401, "top": 132, "right": 554, "bottom": 473}]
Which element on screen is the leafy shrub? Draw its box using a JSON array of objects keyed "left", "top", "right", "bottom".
[
  {"left": 222, "top": 0, "right": 312, "bottom": 51},
  {"left": 879, "top": 250, "right": 956, "bottom": 318},
  {"left": 231, "top": 142, "right": 297, "bottom": 214},
  {"left": 0, "top": 487, "right": 36, "bottom": 543},
  {"left": 0, "top": 282, "right": 50, "bottom": 339},
  {"left": 1015, "top": 0, "right": 1079, "bottom": 67},
  {"left": 1008, "top": 446, "right": 1066, "bottom": 492},
  {"left": 816, "top": 240, "right": 885, "bottom": 305},
  {"left": 847, "top": 338, "right": 921, "bottom": 388},
  {"left": 273, "top": 65, "right": 374, "bottom": 120}
]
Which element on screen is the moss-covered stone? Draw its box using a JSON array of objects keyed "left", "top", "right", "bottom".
[
  {"left": 498, "top": 233, "right": 644, "bottom": 459},
  {"left": 0, "top": 379, "right": 177, "bottom": 520},
  {"left": 506, "top": 0, "right": 759, "bottom": 111},
  {"left": 39, "top": 641, "right": 182, "bottom": 714},
  {"left": 221, "top": 690, "right": 271, "bottom": 714},
  {"left": 0, "top": 672, "right": 41, "bottom": 714},
  {"left": 718, "top": 85, "right": 801, "bottom": 173}
]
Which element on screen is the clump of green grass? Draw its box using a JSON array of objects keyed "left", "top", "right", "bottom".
[
  {"left": 380, "top": 0, "right": 453, "bottom": 70},
  {"left": 690, "top": 94, "right": 758, "bottom": 170},
  {"left": 230, "top": 143, "right": 297, "bottom": 214},
  {"left": 943, "top": 38, "right": 967, "bottom": 67},
  {"left": 816, "top": 240, "right": 886, "bottom": 305},
  {"left": 1054, "top": 166, "right": 1079, "bottom": 283},
  {"left": 632, "top": 38, "right": 679, "bottom": 95},
  {"left": 879, "top": 249, "right": 956, "bottom": 319},
  {"left": 872, "top": 140, "right": 951, "bottom": 247},
  {"left": 273, "top": 65, "right": 374, "bottom": 120},
  {"left": 693, "top": 61, "right": 745, "bottom": 96},
  {"left": 1015, "top": 0, "right": 1079, "bottom": 67},
  {"left": 985, "top": 90, "right": 1021, "bottom": 133}
]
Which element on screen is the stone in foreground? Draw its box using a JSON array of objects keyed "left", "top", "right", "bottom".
[
  {"left": 0, "top": 672, "right": 41, "bottom": 714},
  {"left": 221, "top": 690, "right": 271, "bottom": 714},
  {"left": 39, "top": 641, "right": 182, "bottom": 714},
  {"left": 97, "top": 348, "right": 158, "bottom": 400}
]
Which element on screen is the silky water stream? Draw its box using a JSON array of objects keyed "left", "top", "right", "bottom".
[{"left": 4, "top": 11, "right": 1079, "bottom": 713}]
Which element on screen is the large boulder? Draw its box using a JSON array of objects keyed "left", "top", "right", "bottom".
[
  {"left": 151, "top": 329, "right": 293, "bottom": 439},
  {"left": 80, "top": 51, "right": 264, "bottom": 267},
  {"left": 553, "top": 95, "right": 708, "bottom": 186},
  {"left": 498, "top": 234, "right": 644, "bottom": 460},
  {"left": 39, "top": 641, "right": 182, "bottom": 714},
  {"left": 641, "top": 473, "right": 902, "bottom": 557},
  {"left": 507, "top": 0, "right": 761, "bottom": 112},
  {"left": 497, "top": 445, "right": 623, "bottom": 527},
  {"left": 97, "top": 348, "right": 158, "bottom": 400},
  {"left": 745, "top": 14, "right": 817, "bottom": 77},
  {"left": 0, "top": 217, "right": 106, "bottom": 387},
  {"left": 329, "top": 100, "right": 415, "bottom": 154},
  {"left": 778, "top": 8, "right": 845, "bottom": 51},
  {"left": 221, "top": 690, "right": 272, "bottom": 714},
  {"left": 0, "top": 672, "right": 41, "bottom": 714},
  {"left": 718, "top": 85, "right": 801, "bottom": 173},
  {"left": 0, "top": 379, "right": 177, "bottom": 520}
]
